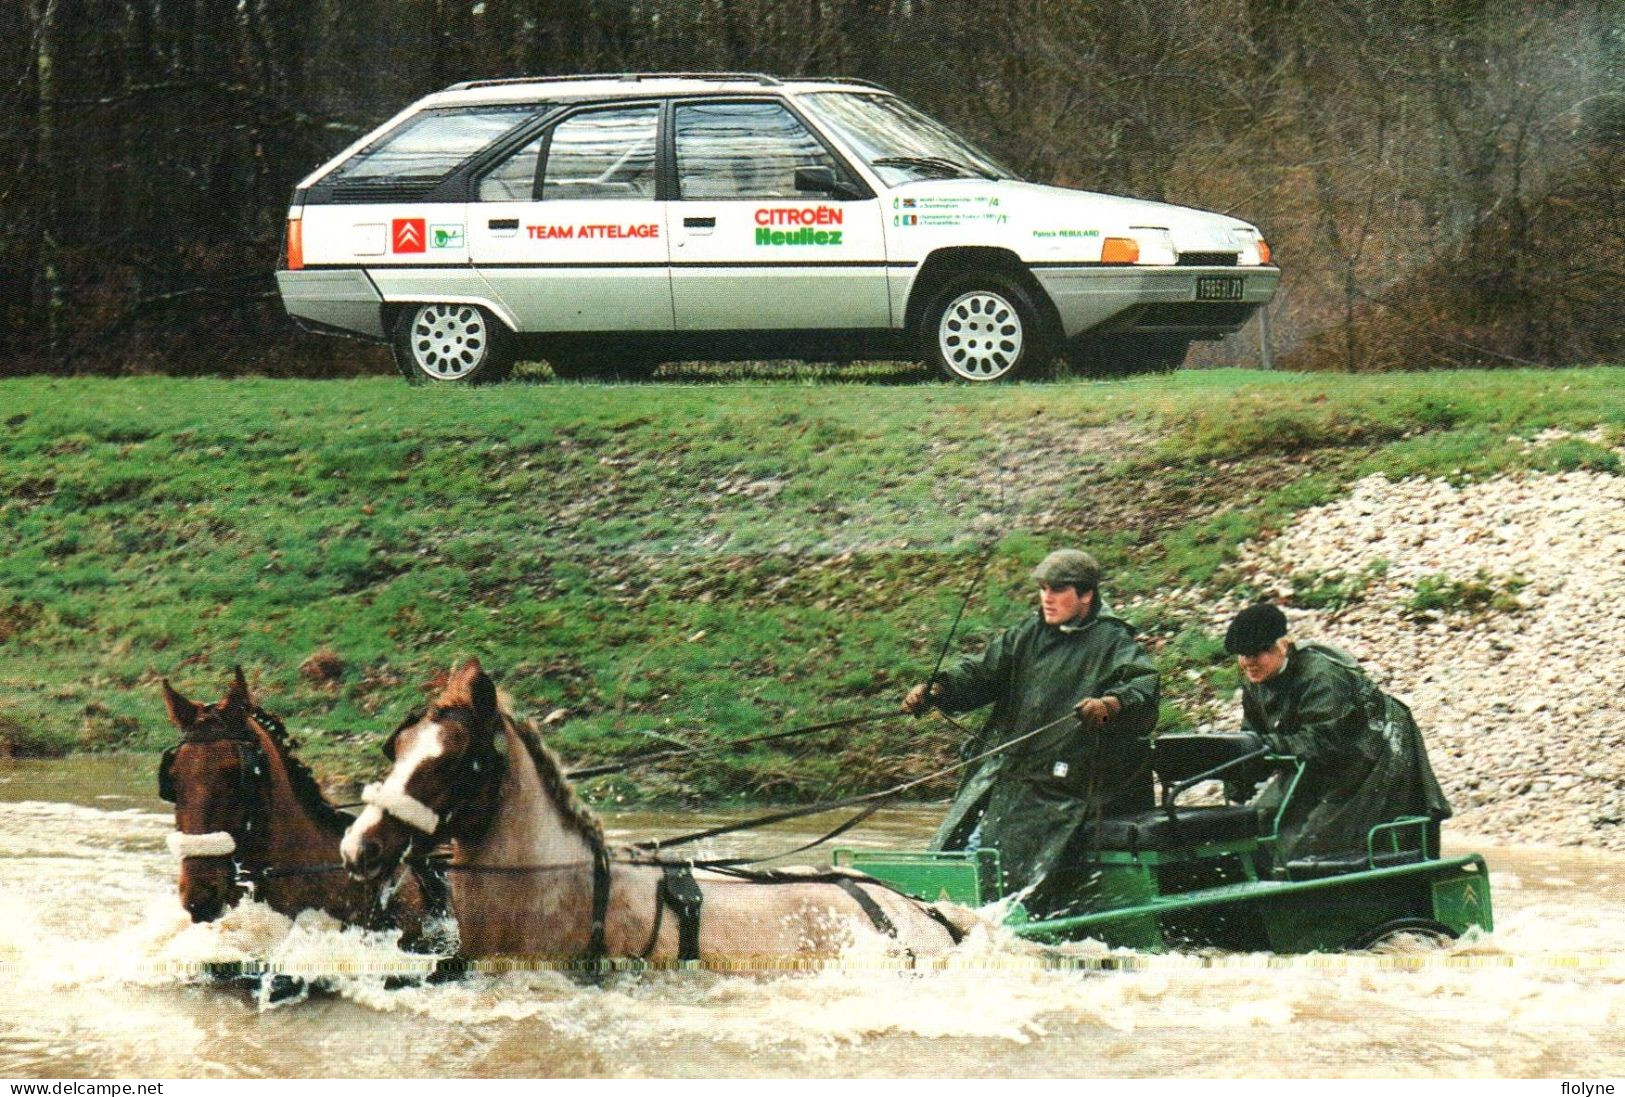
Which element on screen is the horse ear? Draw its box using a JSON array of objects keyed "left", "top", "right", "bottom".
[
  {"left": 162, "top": 680, "right": 200, "bottom": 728},
  {"left": 469, "top": 667, "right": 498, "bottom": 726},
  {"left": 228, "top": 665, "right": 252, "bottom": 707},
  {"left": 224, "top": 666, "right": 251, "bottom": 715},
  {"left": 441, "top": 658, "right": 490, "bottom": 711},
  {"left": 448, "top": 658, "right": 484, "bottom": 692},
  {"left": 448, "top": 658, "right": 494, "bottom": 711}
]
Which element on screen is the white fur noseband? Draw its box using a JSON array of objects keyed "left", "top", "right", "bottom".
[
  {"left": 167, "top": 830, "right": 236, "bottom": 859},
  {"left": 362, "top": 783, "right": 440, "bottom": 835}
]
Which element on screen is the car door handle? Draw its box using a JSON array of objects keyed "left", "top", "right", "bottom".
[
  {"left": 683, "top": 216, "right": 716, "bottom": 229},
  {"left": 489, "top": 218, "right": 519, "bottom": 230}
]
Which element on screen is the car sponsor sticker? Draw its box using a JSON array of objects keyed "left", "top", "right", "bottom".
[
  {"left": 753, "top": 206, "right": 844, "bottom": 246},
  {"left": 891, "top": 194, "right": 1006, "bottom": 227},
  {"left": 525, "top": 223, "right": 660, "bottom": 240},
  {"left": 1032, "top": 229, "right": 1101, "bottom": 239},
  {"left": 392, "top": 218, "right": 426, "bottom": 253},
  {"left": 430, "top": 224, "right": 465, "bottom": 249}
]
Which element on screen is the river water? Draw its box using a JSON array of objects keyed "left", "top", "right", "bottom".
[{"left": 2, "top": 754, "right": 1622, "bottom": 1079}]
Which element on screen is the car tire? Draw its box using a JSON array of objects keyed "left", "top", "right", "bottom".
[
  {"left": 391, "top": 303, "right": 515, "bottom": 385},
  {"left": 1065, "top": 334, "right": 1191, "bottom": 377},
  {"left": 920, "top": 273, "right": 1050, "bottom": 383}
]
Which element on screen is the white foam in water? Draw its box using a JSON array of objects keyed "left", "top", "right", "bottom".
[{"left": 4, "top": 800, "right": 1625, "bottom": 1076}]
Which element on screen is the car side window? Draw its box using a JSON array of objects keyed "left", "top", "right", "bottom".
[
  {"left": 538, "top": 106, "right": 659, "bottom": 201},
  {"left": 327, "top": 105, "right": 539, "bottom": 187},
  {"left": 675, "top": 101, "right": 842, "bottom": 200},
  {"left": 479, "top": 136, "right": 542, "bottom": 202}
]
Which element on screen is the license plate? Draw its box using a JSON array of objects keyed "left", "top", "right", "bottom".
[{"left": 1196, "top": 276, "right": 1245, "bottom": 302}]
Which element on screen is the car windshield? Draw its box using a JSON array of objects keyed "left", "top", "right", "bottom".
[{"left": 797, "top": 92, "right": 1018, "bottom": 186}]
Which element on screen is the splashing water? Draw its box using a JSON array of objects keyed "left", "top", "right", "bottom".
[{"left": 2, "top": 770, "right": 1623, "bottom": 1078}]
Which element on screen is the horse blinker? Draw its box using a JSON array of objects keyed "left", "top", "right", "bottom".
[{"left": 157, "top": 747, "right": 179, "bottom": 803}]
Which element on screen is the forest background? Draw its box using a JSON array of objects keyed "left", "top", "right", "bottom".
[{"left": 3, "top": 0, "right": 1621, "bottom": 378}]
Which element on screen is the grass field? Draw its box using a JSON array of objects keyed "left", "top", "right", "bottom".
[{"left": 1, "top": 366, "right": 1620, "bottom": 802}]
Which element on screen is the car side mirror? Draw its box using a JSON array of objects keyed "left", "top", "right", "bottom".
[{"left": 794, "top": 166, "right": 862, "bottom": 199}]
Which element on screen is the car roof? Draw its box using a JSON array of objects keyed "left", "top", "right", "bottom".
[{"left": 415, "top": 73, "right": 892, "bottom": 108}]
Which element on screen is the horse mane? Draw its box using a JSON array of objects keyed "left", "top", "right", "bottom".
[
  {"left": 497, "top": 705, "right": 607, "bottom": 851},
  {"left": 247, "top": 707, "right": 353, "bottom": 833}
]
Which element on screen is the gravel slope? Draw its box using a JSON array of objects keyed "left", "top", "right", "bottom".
[{"left": 1230, "top": 433, "right": 1625, "bottom": 850}]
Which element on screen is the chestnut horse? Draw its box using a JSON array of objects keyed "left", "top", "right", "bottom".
[
  {"left": 341, "top": 660, "right": 975, "bottom": 967},
  {"left": 161, "top": 668, "right": 445, "bottom": 945}
]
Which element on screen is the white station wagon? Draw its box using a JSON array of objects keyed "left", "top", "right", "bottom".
[{"left": 276, "top": 73, "right": 1278, "bottom": 384}]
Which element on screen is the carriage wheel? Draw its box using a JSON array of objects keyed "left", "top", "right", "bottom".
[{"left": 1347, "top": 917, "right": 1459, "bottom": 952}]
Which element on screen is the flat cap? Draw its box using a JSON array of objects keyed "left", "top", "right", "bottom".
[
  {"left": 1031, "top": 549, "right": 1102, "bottom": 588},
  {"left": 1224, "top": 603, "right": 1289, "bottom": 656}
]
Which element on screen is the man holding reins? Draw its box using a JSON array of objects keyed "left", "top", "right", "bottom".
[{"left": 902, "top": 548, "right": 1160, "bottom": 909}]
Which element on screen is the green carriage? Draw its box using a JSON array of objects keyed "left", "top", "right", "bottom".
[{"left": 836, "top": 733, "right": 1492, "bottom": 952}]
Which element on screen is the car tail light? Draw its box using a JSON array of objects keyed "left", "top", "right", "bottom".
[
  {"left": 1257, "top": 238, "right": 1273, "bottom": 265},
  {"left": 286, "top": 217, "right": 304, "bottom": 271},
  {"left": 1100, "top": 237, "right": 1139, "bottom": 264}
]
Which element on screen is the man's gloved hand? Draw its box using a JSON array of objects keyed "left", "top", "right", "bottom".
[
  {"left": 1075, "top": 695, "right": 1123, "bottom": 729},
  {"left": 902, "top": 681, "right": 945, "bottom": 716}
]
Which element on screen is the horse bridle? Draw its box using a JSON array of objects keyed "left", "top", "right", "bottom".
[
  {"left": 368, "top": 709, "right": 613, "bottom": 969},
  {"left": 365, "top": 710, "right": 510, "bottom": 847},
  {"left": 158, "top": 710, "right": 273, "bottom": 890}
]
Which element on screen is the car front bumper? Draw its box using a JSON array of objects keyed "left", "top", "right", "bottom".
[{"left": 1033, "top": 265, "right": 1280, "bottom": 339}]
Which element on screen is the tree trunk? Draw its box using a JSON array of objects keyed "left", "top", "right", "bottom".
[{"left": 27, "top": 0, "right": 64, "bottom": 366}]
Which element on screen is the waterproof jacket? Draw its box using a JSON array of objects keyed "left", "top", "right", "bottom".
[
  {"left": 928, "top": 605, "right": 1160, "bottom": 904},
  {"left": 1241, "top": 643, "right": 1452, "bottom": 862}
]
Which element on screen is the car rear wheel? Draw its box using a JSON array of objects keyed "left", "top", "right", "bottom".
[
  {"left": 392, "top": 303, "right": 515, "bottom": 385},
  {"left": 920, "top": 274, "right": 1048, "bottom": 383}
]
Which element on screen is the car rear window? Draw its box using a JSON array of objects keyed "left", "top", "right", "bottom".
[{"left": 323, "top": 105, "right": 541, "bottom": 189}]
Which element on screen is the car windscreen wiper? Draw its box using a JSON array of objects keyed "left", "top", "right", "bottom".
[{"left": 871, "top": 155, "right": 998, "bottom": 180}]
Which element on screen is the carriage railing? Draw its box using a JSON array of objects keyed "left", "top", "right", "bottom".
[
  {"left": 1260, "top": 753, "right": 1307, "bottom": 851},
  {"left": 1366, "top": 816, "right": 1432, "bottom": 866},
  {"left": 1158, "top": 735, "right": 1270, "bottom": 820}
]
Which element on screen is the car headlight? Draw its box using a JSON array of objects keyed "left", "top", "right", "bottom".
[
  {"left": 1101, "top": 228, "right": 1175, "bottom": 265},
  {"left": 1132, "top": 227, "right": 1176, "bottom": 265},
  {"left": 1233, "top": 227, "right": 1273, "bottom": 266}
]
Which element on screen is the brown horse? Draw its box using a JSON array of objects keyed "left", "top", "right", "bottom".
[
  {"left": 160, "top": 668, "right": 445, "bottom": 946},
  {"left": 341, "top": 659, "right": 976, "bottom": 967}
]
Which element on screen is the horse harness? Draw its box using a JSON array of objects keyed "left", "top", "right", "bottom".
[
  {"left": 161, "top": 707, "right": 448, "bottom": 927},
  {"left": 636, "top": 861, "right": 962, "bottom": 963},
  {"left": 158, "top": 712, "right": 273, "bottom": 888},
  {"left": 369, "top": 711, "right": 964, "bottom": 971}
]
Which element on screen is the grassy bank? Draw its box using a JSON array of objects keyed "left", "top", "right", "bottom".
[{"left": 1, "top": 367, "right": 1619, "bottom": 802}]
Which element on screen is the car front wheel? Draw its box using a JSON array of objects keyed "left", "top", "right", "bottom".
[
  {"left": 391, "top": 303, "right": 515, "bottom": 385},
  {"left": 920, "top": 274, "right": 1048, "bottom": 383}
]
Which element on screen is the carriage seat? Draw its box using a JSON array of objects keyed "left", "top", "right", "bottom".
[
  {"left": 1089, "top": 733, "right": 1269, "bottom": 854},
  {"left": 1091, "top": 804, "right": 1260, "bottom": 851},
  {"left": 1283, "top": 848, "right": 1425, "bottom": 880}
]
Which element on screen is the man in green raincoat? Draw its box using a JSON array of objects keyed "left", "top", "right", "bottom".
[
  {"left": 902, "top": 549, "right": 1160, "bottom": 909},
  {"left": 1224, "top": 603, "right": 1452, "bottom": 863}
]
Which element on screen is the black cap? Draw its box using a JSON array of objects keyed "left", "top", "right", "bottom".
[{"left": 1224, "top": 603, "right": 1288, "bottom": 656}]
